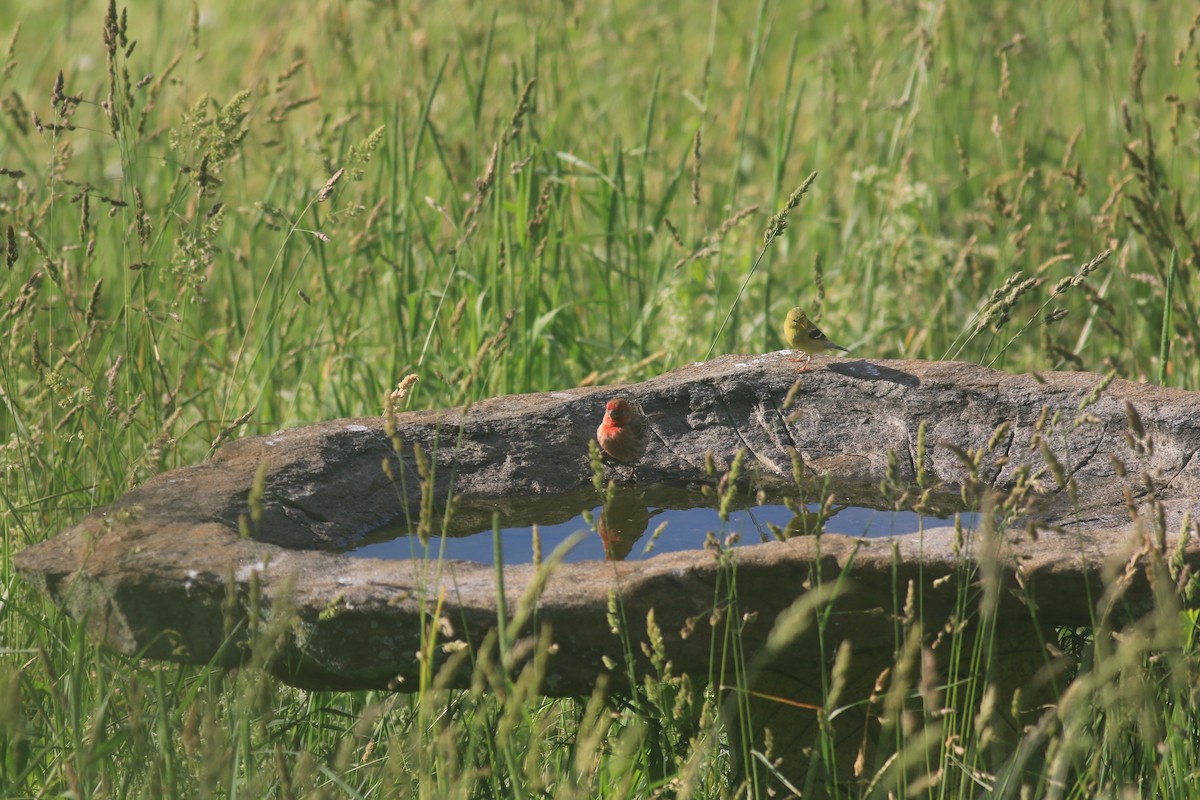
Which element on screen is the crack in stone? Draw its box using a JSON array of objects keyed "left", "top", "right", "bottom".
[
  {"left": 715, "top": 385, "right": 773, "bottom": 473},
  {"left": 985, "top": 426, "right": 1018, "bottom": 490},
  {"left": 1070, "top": 418, "right": 1110, "bottom": 477},
  {"left": 1057, "top": 514, "right": 1112, "bottom": 529},
  {"left": 647, "top": 421, "right": 701, "bottom": 472},
  {"left": 767, "top": 390, "right": 803, "bottom": 455},
  {"left": 903, "top": 423, "right": 918, "bottom": 481},
  {"left": 1031, "top": 418, "right": 1111, "bottom": 497},
  {"left": 748, "top": 398, "right": 788, "bottom": 476},
  {"left": 1001, "top": 425, "right": 1015, "bottom": 462},
  {"left": 1160, "top": 447, "right": 1197, "bottom": 491},
  {"left": 769, "top": 389, "right": 817, "bottom": 477}
]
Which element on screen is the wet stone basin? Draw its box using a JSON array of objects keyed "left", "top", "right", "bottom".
[{"left": 15, "top": 354, "right": 1200, "bottom": 694}]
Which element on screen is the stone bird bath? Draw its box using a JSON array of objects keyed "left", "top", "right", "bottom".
[{"left": 16, "top": 354, "right": 1200, "bottom": 780}]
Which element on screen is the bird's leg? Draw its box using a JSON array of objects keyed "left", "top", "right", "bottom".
[
  {"left": 788, "top": 350, "right": 812, "bottom": 373},
  {"left": 601, "top": 454, "right": 638, "bottom": 483}
]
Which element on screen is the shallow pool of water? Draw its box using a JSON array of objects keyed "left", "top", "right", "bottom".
[{"left": 343, "top": 485, "right": 982, "bottom": 564}]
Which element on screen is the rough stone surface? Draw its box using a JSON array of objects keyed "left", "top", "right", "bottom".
[{"left": 15, "top": 354, "right": 1200, "bottom": 694}]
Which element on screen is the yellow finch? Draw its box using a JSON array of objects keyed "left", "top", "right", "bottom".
[{"left": 782, "top": 307, "right": 848, "bottom": 370}]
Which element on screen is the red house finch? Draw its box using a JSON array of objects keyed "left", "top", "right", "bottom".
[{"left": 596, "top": 398, "right": 647, "bottom": 467}]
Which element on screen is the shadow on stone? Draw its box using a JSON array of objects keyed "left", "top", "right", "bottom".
[{"left": 827, "top": 359, "right": 921, "bottom": 387}]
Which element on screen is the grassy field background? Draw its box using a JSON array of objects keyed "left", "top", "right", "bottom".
[{"left": 2, "top": 0, "right": 1199, "bottom": 796}]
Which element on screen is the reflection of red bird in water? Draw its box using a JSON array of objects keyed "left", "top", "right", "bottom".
[
  {"left": 596, "top": 398, "right": 647, "bottom": 467},
  {"left": 597, "top": 489, "right": 650, "bottom": 561}
]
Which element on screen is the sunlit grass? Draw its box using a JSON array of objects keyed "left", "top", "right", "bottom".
[{"left": 2, "top": 0, "right": 1199, "bottom": 796}]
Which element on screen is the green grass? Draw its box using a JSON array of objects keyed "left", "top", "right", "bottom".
[{"left": 2, "top": 0, "right": 1200, "bottom": 796}]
